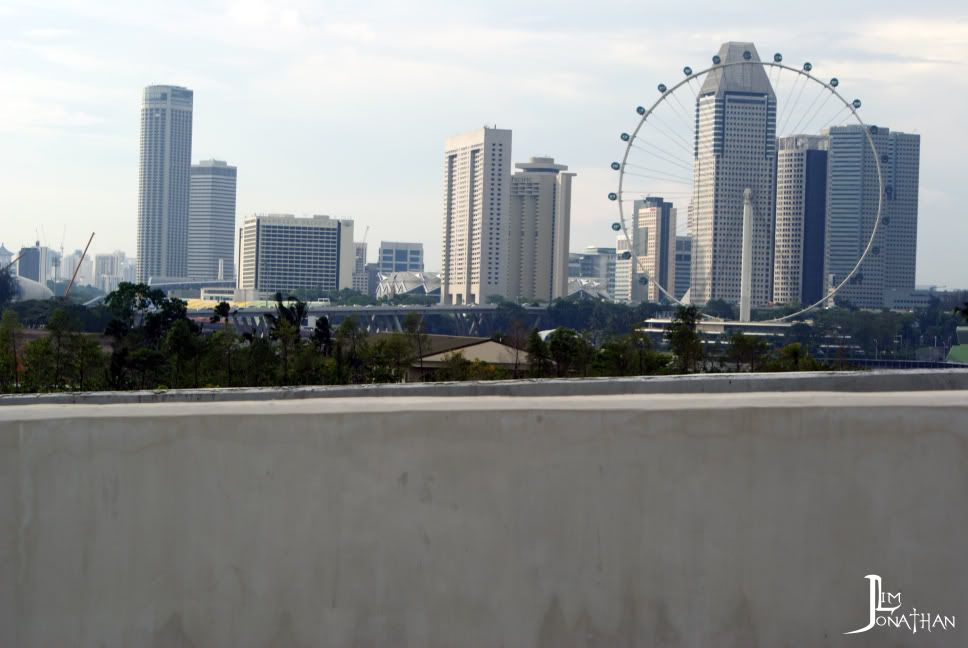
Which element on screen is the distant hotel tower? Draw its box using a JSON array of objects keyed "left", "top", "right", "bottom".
[
  {"left": 137, "top": 85, "right": 193, "bottom": 283},
  {"left": 188, "top": 159, "right": 237, "bottom": 281},
  {"left": 823, "top": 125, "right": 920, "bottom": 308},
  {"left": 772, "top": 135, "right": 828, "bottom": 306},
  {"left": 440, "top": 127, "right": 511, "bottom": 305},
  {"left": 238, "top": 214, "right": 354, "bottom": 296},
  {"left": 508, "top": 157, "right": 574, "bottom": 302},
  {"left": 691, "top": 42, "right": 776, "bottom": 307}
]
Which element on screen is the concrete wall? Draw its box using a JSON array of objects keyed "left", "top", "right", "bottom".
[{"left": 2, "top": 385, "right": 968, "bottom": 646}]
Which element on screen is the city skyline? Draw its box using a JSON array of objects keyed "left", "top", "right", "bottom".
[{"left": 1, "top": 1, "right": 964, "bottom": 287}]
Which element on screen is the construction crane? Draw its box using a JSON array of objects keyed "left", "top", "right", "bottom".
[{"left": 63, "top": 232, "right": 95, "bottom": 300}]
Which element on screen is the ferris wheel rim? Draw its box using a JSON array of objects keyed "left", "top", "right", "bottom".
[{"left": 614, "top": 56, "right": 885, "bottom": 324}]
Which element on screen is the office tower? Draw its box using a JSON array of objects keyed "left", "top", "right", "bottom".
[
  {"left": 377, "top": 242, "right": 425, "bottom": 273},
  {"left": 674, "top": 236, "right": 692, "bottom": 300},
  {"left": 0, "top": 244, "right": 14, "bottom": 271},
  {"left": 614, "top": 235, "right": 633, "bottom": 303},
  {"left": 94, "top": 251, "right": 129, "bottom": 293},
  {"left": 507, "top": 157, "right": 574, "bottom": 302},
  {"left": 570, "top": 246, "right": 617, "bottom": 300},
  {"left": 773, "top": 135, "right": 828, "bottom": 306},
  {"left": 353, "top": 242, "right": 369, "bottom": 293},
  {"left": 62, "top": 250, "right": 94, "bottom": 287},
  {"left": 17, "top": 243, "right": 50, "bottom": 285},
  {"left": 188, "top": 159, "right": 237, "bottom": 281},
  {"left": 238, "top": 214, "right": 354, "bottom": 295},
  {"left": 137, "top": 85, "right": 193, "bottom": 283},
  {"left": 691, "top": 42, "right": 776, "bottom": 307},
  {"left": 824, "top": 125, "right": 920, "bottom": 308},
  {"left": 440, "top": 127, "right": 511, "bottom": 305},
  {"left": 615, "top": 198, "right": 676, "bottom": 303}
]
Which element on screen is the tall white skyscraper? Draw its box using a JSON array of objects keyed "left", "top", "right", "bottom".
[
  {"left": 773, "top": 135, "right": 828, "bottom": 306},
  {"left": 440, "top": 127, "right": 511, "bottom": 305},
  {"left": 507, "top": 157, "right": 574, "bottom": 302},
  {"left": 615, "top": 197, "right": 676, "bottom": 303},
  {"left": 188, "top": 159, "right": 237, "bottom": 281},
  {"left": 137, "top": 85, "right": 193, "bottom": 283},
  {"left": 237, "top": 214, "right": 354, "bottom": 296},
  {"left": 824, "top": 125, "right": 920, "bottom": 308},
  {"left": 691, "top": 42, "right": 776, "bottom": 307}
]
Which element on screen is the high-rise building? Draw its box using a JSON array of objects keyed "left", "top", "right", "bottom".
[
  {"left": 773, "top": 135, "right": 828, "bottom": 306},
  {"left": 440, "top": 127, "right": 511, "bottom": 305},
  {"left": 615, "top": 198, "right": 676, "bottom": 303},
  {"left": 377, "top": 242, "right": 424, "bottom": 273},
  {"left": 691, "top": 42, "right": 776, "bottom": 307},
  {"left": 17, "top": 243, "right": 50, "bottom": 286},
  {"left": 674, "top": 236, "right": 692, "bottom": 301},
  {"left": 94, "top": 251, "right": 130, "bottom": 293},
  {"left": 570, "top": 246, "right": 617, "bottom": 300},
  {"left": 0, "top": 244, "right": 13, "bottom": 271},
  {"left": 823, "top": 125, "right": 920, "bottom": 308},
  {"left": 188, "top": 159, "right": 237, "bottom": 281},
  {"left": 137, "top": 85, "right": 193, "bottom": 283},
  {"left": 62, "top": 250, "right": 94, "bottom": 287},
  {"left": 237, "top": 214, "right": 354, "bottom": 296},
  {"left": 353, "top": 242, "right": 369, "bottom": 293},
  {"left": 507, "top": 157, "right": 574, "bottom": 302}
]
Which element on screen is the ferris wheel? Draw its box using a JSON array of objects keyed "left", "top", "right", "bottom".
[{"left": 609, "top": 43, "right": 885, "bottom": 323}]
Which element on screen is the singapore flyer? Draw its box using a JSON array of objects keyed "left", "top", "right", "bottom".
[{"left": 610, "top": 42, "right": 886, "bottom": 323}]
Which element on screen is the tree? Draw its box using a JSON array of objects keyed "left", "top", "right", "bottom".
[
  {"left": 0, "top": 268, "right": 20, "bottom": 311},
  {"left": 547, "top": 327, "right": 582, "bottom": 377},
  {"left": 956, "top": 303, "right": 968, "bottom": 324},
  {"left": 46, "top": 308, "right": 72, "bottom": 387},
  {"left": 369, "top": 333, "right": 413, "bottom": 382},
  {"left": 526, "top": 330, "right": 552, "bottom": 378},
  {"left": 210, "top": 301, "right": 233, "bottom": 330},
  {"left": 0, "top": 309, "right": 23, "bottom": 390},
  {"left": 726, "top": 331, "right": 770, "bottom": 372},
  {"left": 66, "top": 333, "right": 106, "bottom": 391},
  {"left": 402, "top": 312, "right": 429, "bottom": 375},
  {"left": 163, "top": 318, "right": 203, "bottom": 388},
  {"left": 310, "top": 316, "right": 334, "bottom": 356},
  {"left": 264, "top": 293, "right": 308, "bottom": 385},
  {"left": 666, "top": 305, "right": 703, "bottom": 373},
  {"left": 22, "top": 337, "right": 55, "bottom": 392},
  {"left": 336, "top": 317, "right": 368, "bottom": 383}
]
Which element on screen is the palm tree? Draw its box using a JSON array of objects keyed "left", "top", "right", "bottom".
[{"left": 264, "top": 293, "right": 308, "bottom": 384}]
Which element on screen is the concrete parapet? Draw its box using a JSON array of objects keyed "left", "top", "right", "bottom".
[{"left": 2, "top": 383, "right": 967, "bottom": 645}]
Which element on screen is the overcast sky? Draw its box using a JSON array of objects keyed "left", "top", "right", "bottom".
[{"left": 1, "top": 0, "right": 966, "bottom": 287}]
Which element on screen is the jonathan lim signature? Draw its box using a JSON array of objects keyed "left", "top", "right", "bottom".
[{"left": 845, "top": 575, "right": 956, "bottom": 635}]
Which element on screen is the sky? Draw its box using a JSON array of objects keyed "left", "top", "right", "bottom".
[{"left": 1, "top": 0, "right": 966, "bottom": 288}]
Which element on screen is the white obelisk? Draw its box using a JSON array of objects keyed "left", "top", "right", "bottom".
[{"left": 740, "top": 188, "right": 753, "bottom": 322}]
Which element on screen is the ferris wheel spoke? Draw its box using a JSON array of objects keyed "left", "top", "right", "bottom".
[
  {"left": 794, "top": 89, "right": 835, "bottom": 136},
  {"left": 787, "top": 84, "right": 827, "bottom": 135},
  {"left": 640, "top": 114, "right": 694, "bottom": 155},
  {"left": 623, "top": 168, "right": 693, "bottom": 184},
  {"left": 625, "top": 146, "right": 694, "bottom": 173},
  {"left": 776, "top": 72, "right": 803, "bottom": 132},
  {"left": 818, "top": 104, "right": 851, "bottom": 131},
  {"left": 779, "top": 72, "right": 810, "bottom": 135}
]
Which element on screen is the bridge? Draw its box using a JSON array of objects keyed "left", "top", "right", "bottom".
[{"left": 194, "top": 303, "right": 547, "bottom": 336}]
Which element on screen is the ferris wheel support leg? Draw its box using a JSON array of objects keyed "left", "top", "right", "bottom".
[{"left": 740, "top": 188, "right": 753, "bottom": 323}]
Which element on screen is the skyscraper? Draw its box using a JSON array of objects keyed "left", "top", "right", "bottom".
[
  {"left": 616, "top": 197, "right": 677, "bottom": 303},
  {"left": 773, "top": 135, "right": 828, "bottom": 306},
  {"left": 352, "top": 242, "right": 369, "bottom": 293},
  {"left": 570, "top": 246, "right": 617, "bottom": 300},
  {"left": 137, "top": 85, "right": 193, "bottom": 283},
  {"left": 691, "top": 42, "right": 776, "bottom": 307},
  {"left": 674, "top": 236, "right": 692, "bottom": 301},
  {"left": 440, "top": 127, "right": 511, "bottom": 305},
  {"left": 507, "top": 157, "right": 574, "bottom": 302},
  {"left": 188, "top": 159, "right": 237, "bottom": 281},
  {"left": 377, "top": 242, "right": 424, "bottom": 273},
  {"left": 823, "top": 125, "right": 920, "bottom": 308},
  {"left": 237, "top": 214, "right": 354, "bottom": 296}
]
